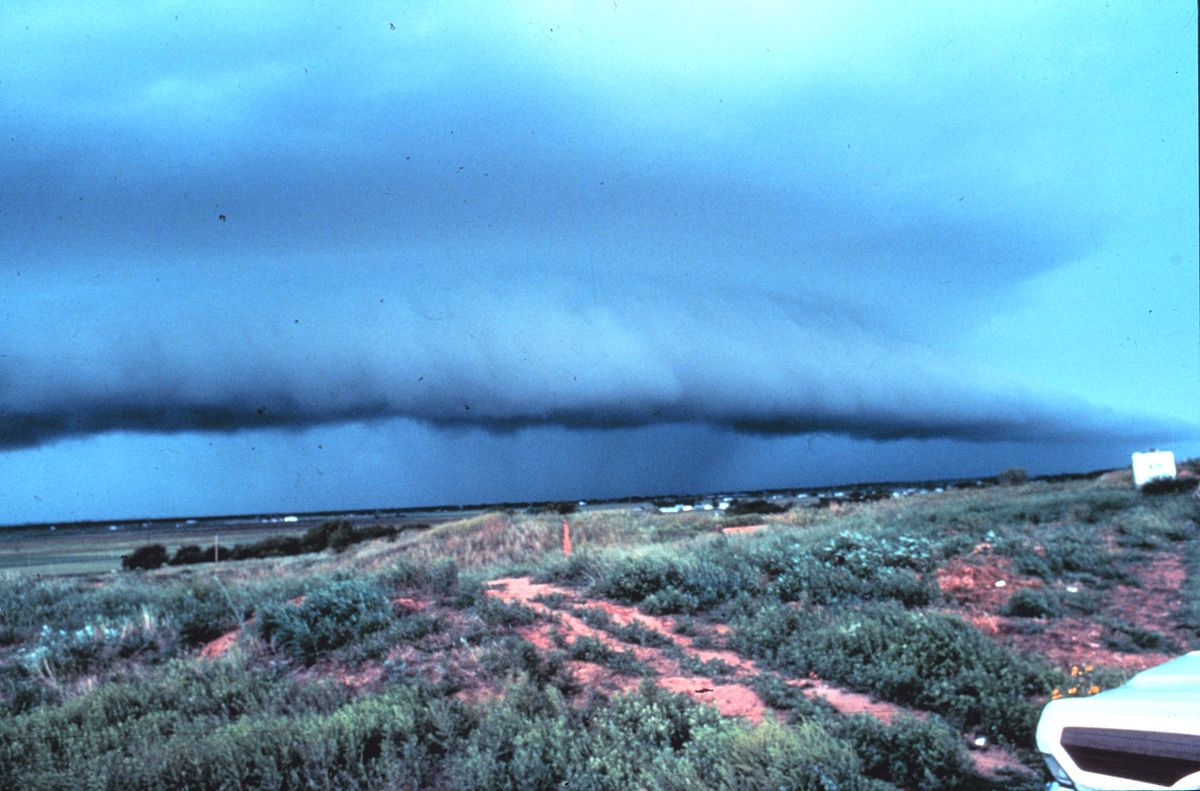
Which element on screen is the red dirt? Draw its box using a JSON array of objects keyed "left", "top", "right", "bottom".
[
  {"left": 483, "top": 576, "right": 1036, "bottom": 778},
  {"left": 391, "top": 596, "right": 428, "bottom": 611},
  {"left": 937, "top": 549, "right": 1041, "bottom": 610},
  {"left": 787, "top": 677, "right": 923, "bottom": 725},
  {"left": 938, "top": 543, "right": 1187, "bottom": 674},
  {"left": 329, "top": 663, "right": 385, "bottom": 689},
  {"left": 972, "top": 745, "right": 1032, "bottom": 777},
  {"left": 200, "top": 628, "right": 242, "bottom": 659},
  {"left": 720, "top": 524, "right": 768, "bottom": 535},
  {"left": 488, "top": 578, "right": 976, "bottom": 728}
]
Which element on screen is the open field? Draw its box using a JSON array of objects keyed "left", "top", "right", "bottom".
[
  {"left": 0, "top": 512, "right": 458, "bottom": 576},
  {"left": 1, "top": 470, "right": 1197, "bottom": 789}
]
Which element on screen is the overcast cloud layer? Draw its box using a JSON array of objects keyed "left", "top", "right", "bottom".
[{"left": 1, "top": 1, "right": 1196, "bottom": 522}]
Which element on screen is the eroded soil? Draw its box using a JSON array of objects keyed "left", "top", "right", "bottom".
[{"left": 485, "top": 575, "right": 1031, "bottom": 779}]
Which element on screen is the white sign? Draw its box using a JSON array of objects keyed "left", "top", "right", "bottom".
[{"left": 1131, "top": 450, "right": 1176, "bottom": 487}]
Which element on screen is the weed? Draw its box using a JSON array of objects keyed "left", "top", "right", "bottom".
[
  {"left": 256, "top": 578, "right": 392, "bottom": 664},
  {"left": 565, "top": 636, "right": 651, "bottom": 676},
  {"left": 1002, "top": 587, "right": 1062, "bottom": 619},
  {"left": 1099, "top": 618, "right": 1179, "bottom": 654}
]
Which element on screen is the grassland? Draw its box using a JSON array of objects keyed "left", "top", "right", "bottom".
[{"left": 1, "top": 470, "right": 1197, "bottom": 790}]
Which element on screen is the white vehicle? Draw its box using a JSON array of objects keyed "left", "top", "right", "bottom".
[{"left": 1036, "top": 651, "right": 1200, "bottom": 790}]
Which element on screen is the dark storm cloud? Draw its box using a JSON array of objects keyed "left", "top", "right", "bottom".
[
  {"left": 1, "top": 2, "right": 1194, "bottom": 459},
  {"left": 0, "top": 266, "right": 1185, "bottom": 451}
]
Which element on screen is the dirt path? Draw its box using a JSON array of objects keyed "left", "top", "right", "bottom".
[{"left": 485, "top": 576, "right": 1029, "bottom": 778}]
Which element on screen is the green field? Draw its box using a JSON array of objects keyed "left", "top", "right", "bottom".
[
  {"left": 2, "top": 472, "right": 1197, "bottom": 790},
  {"left": 0, "top": 512, "right": 454, "bottom": 576}
]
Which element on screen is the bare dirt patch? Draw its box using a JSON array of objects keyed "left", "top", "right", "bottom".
[
  {"left": 200, "top": 628, "right": 242, "bottom": 660},
  {"left": 720, "top": 523, "right": 768, "bottom": 536},
  {"left": 485, "top": 576, "right": 1026, "bottom": 778},
  {"left": 937, "top": 548, "right": 1040, "bottom": 610},
  {"left": 938, "top": 543, "right": 1185, "bottom": 674}
]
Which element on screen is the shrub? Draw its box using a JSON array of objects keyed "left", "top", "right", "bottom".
[
  {"left": 257, "top": 579, "right": 392, "bottom": 663},
  {"left": 733, "top": 602, "right": 1059, "bottom": 743},
  {"left": 1006, "top": 527, "right": 1131, "bottom": 585},
  {"left": 567, "top": 636, "right": 651, "bottom": 676},
  {"left": 1115, "top": 508, "right": 1196, "bottom": 548},
  {"left": 996, "top": 467, "right": 1029, "bottom": 485},
  {"left": 716, "top": 719, "right": 869, "bottom": 791},
  {"left": 757, "top": 531, "right": 938, "bottom": 607},
  {"left": 1100, "top": 618, "right": 1178, "bottom": 653},
  {"left": 1002, "top": 587, "right": 1062, "bottom": 618},
  {"left": 19, "top": 608, "right": 166, "bottom": 679},
  {"left": 596, "top": 549, "right": 757, "bottom": 614},
  {"left": 167, "top": 580, "right": 242, "bottom": 645},
  {"left": 380, "top": 558, "right": 460, "bottom": 598},
  {"left": 0, "top": 664, "right": 59, "bottom": 716},
  {"left": 836, "top": 713, "right": 974, "bottom": 790},
  {"left": 122, "top": 544, "right": 168, "bottom": 571},
  {"left": 1141, "top": 477, "right": 1199, "bottom": 496},
  {"left": 726, "top": 499, "right": 790, "bottom": 516},
  {"left": 167, "top": 544, "right": 210, "bottom": 565},
  {"left": 479, "top": 637, "right": 575, "bottom": 691},
  {"left": 229, "top": 534, "right": 303, "bottom": 559}
]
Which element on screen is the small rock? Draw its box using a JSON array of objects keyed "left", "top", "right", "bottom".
[
  {"left": 1066, "top": 585, "right": 1079, "bottom": 593},
  {"left": 973, "top": 736, "right": 988, "bottom": 749},
  {"left": 994, "top": 580, "right": 1007, "bottom": 588}
]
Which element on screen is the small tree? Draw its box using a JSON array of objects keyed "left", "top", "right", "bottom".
[
  {"left": 122, "top": 544, "right": 168, "bottom": 571},
  {"left": 996, "top": 467, "right": 1029, "bottom": 486}
]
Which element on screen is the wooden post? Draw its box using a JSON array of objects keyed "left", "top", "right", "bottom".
[
  {"left": 561, "top": 519, "right": 572, "bottom": 556},
  {"left": 214, "top": 535, "right": 219, "bottom": 566}
]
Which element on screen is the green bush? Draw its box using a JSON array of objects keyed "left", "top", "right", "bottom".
[
  {"left": 565, "top": 636, "right": 650, "bottom": 676},
  {"left": 756, "top": 531, "right": 939, "bottom": 607},
  {"left": 19, "top": 608, "right": 167, "bottom": 679},
  {"left": 1002, "top": 587, "right": 1062, "bottom": 618},
  {"left": 380, "top": 558, "right": 461, "bottom": 598},
  {"left": 122, "top": 544, "right": 168, "bottom": 570},
  {"left": 726, "top": 499, "right": 790, "bottom": 516},
  {"left": 1100, "top": 618, "right": 1178, "bottom": 653},
  {"left": 257, "top": 578, "right": 392, "bottom": 664},
  {"left": 1141, "top": 477, "right": 1199, "bottom": 496},
  {"left": 1005, "top": 527, "right": 1131, "bottom": 585},
  {"left": 0, "top": 663, "right": 59, "bottom": 716},
  {"left": 733, "top": 602, "right": 1059, "bottom": 744},
  {"left": 170, "top": 583, "right": 241, "bottom": 646},
  {"left": 714, "top": 718, "right": 872, "bottom": 791},
  {"left": 168, "top": 544, "right": 211, "bottom": 565},
  {"left": 836, "top": 713, "right": 973, "bottom": 790},
  {"left": 596, "top": 549, "right": 757, "bottom": 614}
]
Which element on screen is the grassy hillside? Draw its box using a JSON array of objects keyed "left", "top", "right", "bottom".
[{"left": 1, "top": 472, "right": 1197, "bottom": 789}]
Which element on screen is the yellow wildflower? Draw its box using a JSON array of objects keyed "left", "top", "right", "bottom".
[
  {"left": 1088, "top": 685, "right": 1100, "bottom": 695},
  {"left": 1070, "top": 666, "right": 1079, "bottom": 676},
  {"left": 1068, "top": 686, "right": 1078, "bottom": 696}
]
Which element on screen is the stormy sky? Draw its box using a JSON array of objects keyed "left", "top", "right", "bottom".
[{"left": 2, "top": 1, "right": 1197, "bottom": 524}]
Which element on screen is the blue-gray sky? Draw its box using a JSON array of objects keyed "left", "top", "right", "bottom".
[{"left": 2, "top": 1, "right": 1197, "bottom": 524}]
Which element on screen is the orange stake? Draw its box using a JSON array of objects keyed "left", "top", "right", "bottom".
[{"left": 561, "top": 519, "right": 572, "bottom": 556}]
